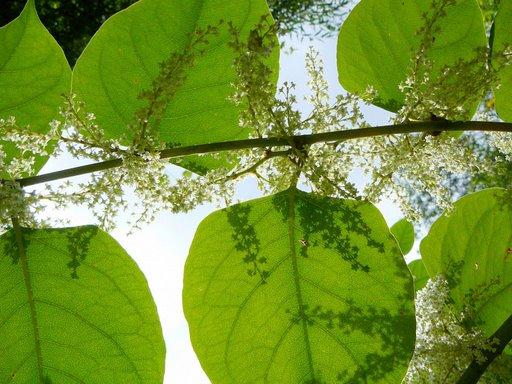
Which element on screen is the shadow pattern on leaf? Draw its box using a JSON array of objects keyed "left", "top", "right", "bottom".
[
  {"left": 307, "top": 301, "right": 415, "bottom": 383},
  {"left": 220, "top": 189, "right": 414, "bottom": 382},
  {"left": 2, "top": 225, "right": 98, "bottom": 279},
  {"left": 271, "top": 189, "right": 385, "bottom": 271},
  {"left": 227, "top": 204, "right": 270, "bottom": 283},
  {"left": 3, "top": 227, "right": 31, "bottom": 265},
  {"left": 65, "top": 226, "right": 98, "bottom": 279},
  {"left": 295, "top": 192, "right": 385, "bottom": 272}
]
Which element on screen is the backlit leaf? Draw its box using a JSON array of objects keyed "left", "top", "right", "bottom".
[
  {"left": 408, "top": 259, "right": 429, "bottom": 291},
  {"left": 391, "top": 218, "right": 415, "bottom": 255},
  {"left": 421, "top": 188, "right": 512, "bottom": 339},
  {"left": 72, "top": 0, "right": 279, "bottom": 172},
  {"left": 184, "top": 188, "right": 415, "bottom": 383},
  {"left": 0, "top": 0, "right": 71, "bottom": 176},
  {"left": 337, "top": 0, "right": 486, "bottom": 113},
  {"left": 0, "top": 225, "right": 165, "bottom": 383},
  {"left": 491, "top": 0, "right": 512, "bottom": 122}
]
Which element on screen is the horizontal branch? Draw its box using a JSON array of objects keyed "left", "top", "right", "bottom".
[
  {"left": 456, "top": 313, "right": 512, "bottom": 384},
  {"left": 13, "top": 120, "right": 512, "bottom": 188}
]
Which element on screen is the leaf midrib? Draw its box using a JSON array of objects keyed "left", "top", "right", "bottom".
[
  {"left": 12, "top": 221, "right": 44, "bottom": 383},
  {"left": 287, "top": 188, "right": 315, "bottom": 381}
]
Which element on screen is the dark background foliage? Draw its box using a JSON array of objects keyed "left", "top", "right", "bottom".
[
  {"left": 1, "top": 0, "right": 137, "bottom": 65},
  {"left": 268, "top": 0, "right": 348, "bottom": 37}
]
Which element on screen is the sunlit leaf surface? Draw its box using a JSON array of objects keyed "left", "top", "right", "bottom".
[
  {"left": 0, "top": 226, "right": 165, "bottom": 383},
  {"left": 184, "top": 188, "right": 415, "bottom": 383},
  {"left": 391, "top": 218, "right": 415, "bottom": 255},
  {"left": 421, "top": 188, "right": 512, "bottom": 340},
  {"left": 491, "top": 0, "right": 512, "bottom": 122},
  {"left": 73, "top": 0, "right": 279, "bottom": 172},
  {"left": 408, "top": 259, "right": 429, "bottom": 291},
  {"left": 0, "top": 0, "right": 71, "bottom": 175},
  {"left": 337, "top": 0, "right": 486, "bottom": 113}
]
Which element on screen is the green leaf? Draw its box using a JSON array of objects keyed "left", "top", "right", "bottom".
[
  {"left": 0, "top": 225, "right": 165, "bottom": 383},
  {"left": 408, "top": 259, "right": 429, "bottom": 291},
  {"left": 420, "top": 188, "right": 512, "bottom": 339},
  {"left": 390, "top": 218, "right": 415, "bottom": 255},
  {"left": 0, "top": 0, "right": 71, "bottom": 176},
  {"left": 491, "top": 0, "right": 512, "bottom": 121},
  {"left": 337, "top": 0, "right": 486, "bottom": 113},
  {"left": 72, "top": 0, "right": 278, "bottom": 172},
  {"left": 183, "top": 189, "right": 415, "bottom": 383}
]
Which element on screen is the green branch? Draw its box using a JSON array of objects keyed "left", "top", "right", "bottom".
[
  {"left": 456, "top": 314, "right": 512, "bottom": 384},
  {"left": 12, "top": 120, "right": 512, "bottom": 188}
]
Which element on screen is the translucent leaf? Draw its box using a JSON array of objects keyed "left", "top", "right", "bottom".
[
  {"left": 184, "top": 189, "right": 415, "bottom": 383},
  {"left": 0, "top": 0, "right": 71, "bottom": 175},
  {"left": 408, "top": 259, "right": 429, "bottom": 291},
  {"left": 421, "top": 188, "right": 512, "bottom": 340},
  {"left": 0, "top": 226, "right": 165, "bottom": 383},
  {"left": 491, "top": 0, "right": 512, "bottom": 121},
  {"left": 72, "top": 0, "right": 279, "bottom": 172},
  {"left": 390, "top": 218, "right": 415, "bottom": 255},
  {"left": 337, "top": 0, "right": 486, "bottom": 113}
]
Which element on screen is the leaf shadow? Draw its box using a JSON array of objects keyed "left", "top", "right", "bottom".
[
  {"left": 223, "top": 189, "right": 415, "bottom": 382},
  {"left": 226, "top": 203, "right": 270, "bottom": 283},
  {"left": 65, "top": 226, "right": 98, "bottom": 279}
]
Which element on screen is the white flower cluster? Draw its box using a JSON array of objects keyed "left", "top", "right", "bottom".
[
  {"left": 34, "top": 97, "right": 236, "bottom": 232},
  {"left": 226, "top": 18, "right": 503, "bottom": 222},
  {"left": 351, "top": 134, "right": 487, "bottom": 220},
  {"left": 405, "top": 276, "right": 499, "bottom": 383},
  {"left": 354, "top": 0, "right": 512, "bottom": 220},
  {"left": 397, "top": 0, "right": 481, "bottom": 123},
  {"left": 0, "top": 24, "right": 235, "bottom": 232},
  {"left": 1, "top": 7, "right": 511, "bottom": 233},
  {"left": 0, "top": 181, "right": 46, "bottom": 231},
  {"left": 480, "top": 93, "right": 512, "bottom": 168},
  {"left": 223, "top": 3, "right": 512, "bottom": 222},
  {"left": 0, "top": 116, "right": 60, "bottom": 179},
  {"left": 59, "top": 96, "right": 128, "bottom": 161},
  {"left": 228, "top": 28, "right": 372, "bottom": 197},
  {"left": 0, "top": 116, "right": 62, "bottom": 231}
]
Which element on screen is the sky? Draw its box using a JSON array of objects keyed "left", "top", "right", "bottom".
[{"left": 35, "top": 28, "right": 413, "bottom": 384}]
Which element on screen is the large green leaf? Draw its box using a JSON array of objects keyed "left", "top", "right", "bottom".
[
  {"left": 183, "top": 189, "right": 415, "bottom": 383},
  {"left": 420, "top": 188, "right": 512, "bottom": 339},
  {"left": 0, "top": 0, "right": 71, "bottom": 176},
  {"left": 408, "top": 259, "right": 429, "bottom": 291},
  {"left": 390, "top": 218, "right": 415, "bottom": 255},
  {"left": 491, "top": 0, "right": 512, "bottom": 122},
  {"left": 0, "top": 225, "right": 165, "bottom": 383},
  {"left": 337, "top": 0, "right": 486, "bottom": 113},
  {"left": 72, "top": 0, "right": 278, "bottom": 172}
]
